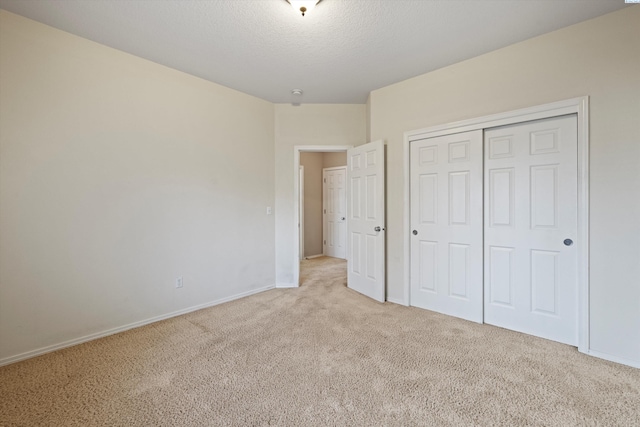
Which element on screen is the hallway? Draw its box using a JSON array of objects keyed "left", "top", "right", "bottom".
[{"left": 299, "top": 256, "right": 347, "bottom": 289}]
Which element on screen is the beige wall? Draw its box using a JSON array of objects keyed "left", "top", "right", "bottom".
[
  {"left": 0, "top": 11, "right": 275, "bottom": 363},
  {"left": 275, "top": 104, "right": 366, "bottom": 286},
  {"left": 300, "top": 153, "right": 324, "bottom": 257},
  {"left": 323, "top": 152, "right": 347, "bottom": 168},
  {"left": 370, "top": 7, "right": 640, "bottom": 364}
]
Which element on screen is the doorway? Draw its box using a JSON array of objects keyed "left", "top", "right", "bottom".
[
  {"left": 293, "top": 143, "right": 387, "bottom": 303},
  {"left": 293, "top": 146, "right": 350, "bottom": 288},
  {"left": 299, "top": 152, "right": 348, "bottom": 259}
]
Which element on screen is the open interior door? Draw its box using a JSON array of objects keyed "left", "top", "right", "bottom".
[{"left": 347, "top": 140, "right": 385, "bottom": 302}]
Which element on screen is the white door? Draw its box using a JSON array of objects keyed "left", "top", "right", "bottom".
[
  {"left": 347, "top": 141, "right": 385, "bottom": 302},
  {"left": 323, "top": 167, "right": 347, "bottom": 259},
  {"left": 484, "top": 115, "right": 578, "bottom": 345},
  {"left": 410, "top": 131, "right": 484, "bottom": 322}
]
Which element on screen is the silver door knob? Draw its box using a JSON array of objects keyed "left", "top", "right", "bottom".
[
  {"left": 563, "top": 239, "right": 573, "bottom": 246},
  {"left": 374, "top": 226, "right": 382, "bottom": 232},
  {"left": 341, "top": 217, "right": 345, "bottom": 221}
]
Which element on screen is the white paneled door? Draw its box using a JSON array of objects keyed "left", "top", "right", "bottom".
[
  {"left": 484, "top": 115, "right": 578, "bottom": 345},
  {"left": 323, "top": 167, "right": 347, "bottom": 259},
  {"left": 410, "top": 131, "right": 484, "bottom": 322},
  {"left": 347, "top": 141, "right": 385, "bottom": 302}
]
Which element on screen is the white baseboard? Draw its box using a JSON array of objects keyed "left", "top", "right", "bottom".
[
  {"left": 304, "top": 254, "right": 324, "bottom": 259},
  {"left": 276, "top": 282, "right": 299, "bottom": 288},
  {"left": 585, "top": 349, "right": 640, "bottom": 369},
  {"left": 0, "top": 284, "right": 275, "bottom": 367}
]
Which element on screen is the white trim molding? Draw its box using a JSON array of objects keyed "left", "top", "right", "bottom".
[
  {"left": 299, "top": 165, "right": 305, "bottom": 260},
  {"left": 585, "top": 350, "right": 640, "bottom": 370},
  {"left": 276, "top": 283, "right": 298, "bottom": 288},
  {"left": 403, "top": 97, "right": 590, "bottom": 355},
  {"left": 0, "top": 284, "right": 275, "bottom": 367}
]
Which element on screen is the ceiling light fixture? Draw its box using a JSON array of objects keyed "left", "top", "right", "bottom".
[{"left": 287, "top": 0, "right": 322, "bottom": 17}]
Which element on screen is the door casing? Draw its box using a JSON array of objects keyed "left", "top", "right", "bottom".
[
  {"left": 299, "top": 165, "right": 304, "bottom": 260},
  {"left": 403, "top": 97, "right": 590, "bottom": 354}
]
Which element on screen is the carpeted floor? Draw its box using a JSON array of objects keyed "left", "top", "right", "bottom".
[{"left": 1, "top": 256, "right": 639, "bottom": 426}]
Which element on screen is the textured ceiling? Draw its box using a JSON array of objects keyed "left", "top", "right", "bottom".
[{"left": 0, "top": 0, "right": 629, "bottom": 104}]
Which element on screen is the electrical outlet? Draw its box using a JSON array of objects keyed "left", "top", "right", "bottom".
[
  {"left": 266, "top": 206, "right": 272, "bottom": 215},
  {"left": 176, "top": 276, "right": 183, "bottom": 288}
]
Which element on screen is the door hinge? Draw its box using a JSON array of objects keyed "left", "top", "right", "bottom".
[
  {"left": 324, "top": 240, "right": 326, "bottom": 245},
  {"left": 323, "top": 178, "right": 326, "bottom": 183},
  {"left": 324, "top": 209, "right": 326, "bottom": 214}
]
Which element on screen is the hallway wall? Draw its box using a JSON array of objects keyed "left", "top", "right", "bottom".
[{"left": 300, "top": 153, "right": 323, "bottom": 257}]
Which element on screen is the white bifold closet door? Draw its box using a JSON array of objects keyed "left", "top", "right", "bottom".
[
  {"left": 484, "top": 115, "right": 578, "bottom": 346},
  {"left": 410, "top": 131, "right": 483, "bottom": 322}
]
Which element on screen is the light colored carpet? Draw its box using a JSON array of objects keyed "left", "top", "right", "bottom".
[{"left": 1, "top": 256, "right": 639, "bottom": 426}]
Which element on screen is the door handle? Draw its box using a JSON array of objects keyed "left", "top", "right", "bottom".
[
  {"left": 341, "top": 217, "right": 346, "bottom": 221},
  {"left": 413, "top": 230, "right": 418, "bottom": 235},
  {"left": 375, "top": 226, "right": 383, "bottom": 232},
  {"left": 563, "top": 239, "right": 573, "bottom": 246}
]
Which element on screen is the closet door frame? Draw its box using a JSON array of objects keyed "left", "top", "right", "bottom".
[{"left": 402, "top": 96, "right": 589, "bottom": 354}]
